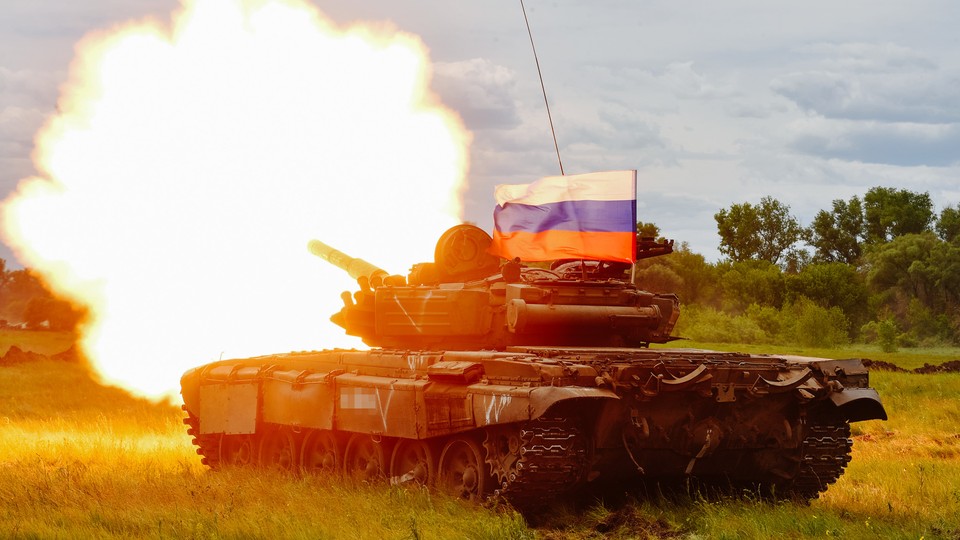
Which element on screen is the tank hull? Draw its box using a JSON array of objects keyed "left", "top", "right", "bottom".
[{"left": 181, "top": 346, "right": 885, "bottom": 505}]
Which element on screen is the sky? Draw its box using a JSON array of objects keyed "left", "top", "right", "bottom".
[{"left": 2, "top": 0, "right": 959, "bottom": 266}]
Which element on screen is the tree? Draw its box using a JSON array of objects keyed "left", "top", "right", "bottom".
[
  {"left": 863, "top": 187, "right": 933, "bottom": 244},
  {"left": 866, "top": 232, "right": 940, "bottom": 305},
  {"left": 23, "top": 297, "right": 84, "bottom": 331},
  {"left": 865, "top": 232, "right": 960, "bottom": 343},
  {"left": 0, "top": 267, "right": 85, "bottom": 331},
  {"left": 806, "top": 196, "right": 865, "bottom": 264},
  {"left": 785, "top": 262, "right": 869, "bottom": 328},
  {"left": 714, "top": 196, "right": 803, "bottom": 265},
  {"left": 634, "top": 263, "right": 683, "bottom": 294},
  {"left": 717, "top": 259, "right": 785, "bottom": 310},
  {"left": 658, "top": 242, "right": 719, "bottom": 306},
  {"left": 936, "top": 205, "right": 960, "bottom": 243},
  {"left": 636, "top": 221, "right": 661, "bottom": 239}
]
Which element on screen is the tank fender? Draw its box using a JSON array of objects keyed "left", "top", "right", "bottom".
[
  {"left": 472, "top": 387, "right": 537, "bottom": 426},
  {"left": 828, "top": 387, "right": 888, "bottom": 422},
  {"left": 196, "top": 364, "right": 262, "bottom": 435},
  {"left": 180, "top": 367, "right": 201, "bottom": 413},
  {"left": 529, "top": 386, "right": 620, "bottom": 420}
]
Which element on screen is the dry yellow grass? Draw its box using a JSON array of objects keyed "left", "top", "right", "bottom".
[
  {"left": 2, "top": 335, "right": 960, "bottom": 538},
  {"left": 0, "top": 329, "right": 75, "bottom": 356}
]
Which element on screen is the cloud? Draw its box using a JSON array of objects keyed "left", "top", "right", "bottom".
[
  {"left": 658, "top": 62, "right": 738, "bottom": 100},
  {"left": 0, "top": 68, "right": 52, "bottom": 203},
  {"left": 0, "top": 67, "right": 61, "bottom": 108},
  {"left": 0, "top": 68, "right": 60, "bottom": 155},
  {"left": 790, "top": 119, "right": 960, "bottom": 167},
  {"left": 767, "top": 41, "right": 960, "bottom": 166},
  {"left": 771, "top": 43, "right": 960, "bottom": 124},
  {"left": 431, "top": 58, "right": 520, "bottom": 130},
  {"left": 797, "top": 42, "right": 938, "bottom": 73},
  {"left": 773, "top": 71, "right": 960, "bottom": 124}
]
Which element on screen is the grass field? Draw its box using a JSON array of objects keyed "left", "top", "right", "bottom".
[
  {"left": 2, "top": 333, "right": 959, "bottom": 539},
  {"left": 0, "top": 329, "right": 76, "bottom": 356}
]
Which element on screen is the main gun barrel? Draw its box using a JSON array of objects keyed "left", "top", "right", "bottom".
[{"left": 307, "top": 239, "right": 389, "bottom": 284}]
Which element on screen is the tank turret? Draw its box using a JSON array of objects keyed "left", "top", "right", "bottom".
[{"left": 309, "top": 224, "right": 680, "bottom": 350}]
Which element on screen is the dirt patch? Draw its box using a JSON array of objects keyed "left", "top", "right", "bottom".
[
  {"left": 862, "top": 358, "right": 960, "bottom": 374},
  {"left": 51, "top": 345, "right": 85, "bottom": 364},
  {"left": 0, "top": 345, "right": 46, "bottom": 366},
  {"left": 912, "top": 360, "right": 960, "bottom": 374},
  {"left": 0, "top": 345, "right": 83, "bottom": 366},
  {"left": 861, "top": 358, "right": 908, "bottom": 372}
]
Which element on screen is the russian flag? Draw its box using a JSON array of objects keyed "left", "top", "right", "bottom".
[{"left": 490, "top": 170, "right": 637, "bottom": 263}]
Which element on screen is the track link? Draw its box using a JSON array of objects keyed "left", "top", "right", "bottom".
[
  {"left": 495, "top": 417, "right": 588, "bottom": 508},
  {"left": 786, "top": 420, "right": 852, "bottom": 500},
  {"left": 182, "top": 406, "right": 221, "bottom": 469}
]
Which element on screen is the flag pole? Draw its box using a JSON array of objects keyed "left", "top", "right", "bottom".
[{"left": 520, "top": 0, "right": 564, "bottom": 176}]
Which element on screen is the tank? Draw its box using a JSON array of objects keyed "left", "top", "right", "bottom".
[{"left": 180, "top": 224, "right": 886, "bottom": 507}]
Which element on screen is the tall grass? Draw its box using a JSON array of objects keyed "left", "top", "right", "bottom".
[
  {"left": 2, "top": 339, "right": 959, "bottom": 538},
  {"left": 658, "top": 338, "right": 960, "bottom": 371},
  {"left": 0, "top": 329, "right": 75, "bottom": 356},
  {"left": 1, "top": 360, "right": 531, "bottom": 539}
]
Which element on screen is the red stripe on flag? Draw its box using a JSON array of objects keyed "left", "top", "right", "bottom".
[{"left": 490, "top": 230, "right": 635, "bottom": 262}]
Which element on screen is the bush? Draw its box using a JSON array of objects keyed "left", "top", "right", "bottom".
[
  {"left": 861, "top": 317, "right": 899, "bottom": 352},
  {"left": 635, "top": 263, "right": 683, "bottom": 294},
  {"left": 675, "top": 305, "right": 769, "bottom": 344},
  {"left": 744, "top": 303, "right": 783, "bottom": 337},
  {"left": 784, "top": 297, "right": 850, "bottom": 348}
]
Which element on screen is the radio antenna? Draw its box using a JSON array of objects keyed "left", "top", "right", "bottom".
[{"left": 520, "top": 0, "right": 564, "bottom": 175}]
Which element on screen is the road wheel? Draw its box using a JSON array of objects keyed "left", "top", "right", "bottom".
[
  {"left": 390, "top": 439, "right": 435, "bottom": 486},
  {"left": 259, "top": 428, "right": 299, "bottom": 472},
  {"left": 301, "top": 430, "right": 341, "bottom": 476},
  {"left": 343, "top": 433, "right": 386, "bottom": 481},
  {"left": 438, "top": 437, "right": 487, "bottom": 501},
  {"left": 219, "top": 434, "right": 255, "bottom": 466}
]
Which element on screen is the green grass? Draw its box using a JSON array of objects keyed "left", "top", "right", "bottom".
[
  {"left": 0, "top": 328, "right": 75, "bottom": 356},
  {"left": 656, "top": 339, "right": 960, "bottom": 370},
  {"left": 0, "top": 359, "right": 532, "bottom": 539},
  {"left": 2, "top": 335, "right": 960, "bottom": 538}
]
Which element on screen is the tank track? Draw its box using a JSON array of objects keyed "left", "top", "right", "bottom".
[
  {"left": 182, "top": 406, "right": 222, "bottom": 469},
  {"left": 494, "top": 417, "right": 588, "bottom": 508},
  {"left": 786, "top": 419, "right": 852, "bottom": 499}
]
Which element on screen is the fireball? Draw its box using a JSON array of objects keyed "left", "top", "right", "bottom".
[{"left": 0, "top": 0, "right": 470, "bottom": 401}]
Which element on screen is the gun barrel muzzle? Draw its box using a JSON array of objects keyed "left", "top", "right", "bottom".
[{"left": 307, "top": 239, "right": 389, "bottom": 283}]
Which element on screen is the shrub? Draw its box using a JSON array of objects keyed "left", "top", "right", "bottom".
[
  {"left": 675, "top": 305, "right": 768, "bottom": 344},
  {"left": 785, "top": 297, "right": 850, "bottom": 348},
  {"left": 744, "top": 303, "right": 783, "bottom": 337},
  {"left": 635, "top": 263, "right": 683, "bottom": 294},
  {"left": 860, "top": 318, "right": 900, "bottom": 352}
]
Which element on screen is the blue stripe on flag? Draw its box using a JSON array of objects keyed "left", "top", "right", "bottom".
[{"left": 493, "top": 199, "right": 635, "bottom": 234}]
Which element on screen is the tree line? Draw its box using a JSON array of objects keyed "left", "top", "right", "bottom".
[
  {"left": 636, "top": 186, "right": 960, "bottom": 351},
  {"left": 3, "top": 185, "right": 957, "bottom": 348},
  {"left": 0, "top": 260, "right": 83, "bottom": 331}
]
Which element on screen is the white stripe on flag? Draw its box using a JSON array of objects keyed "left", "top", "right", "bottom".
[{"left": 494, "top": 170, "right": 636, "bottom": 207}]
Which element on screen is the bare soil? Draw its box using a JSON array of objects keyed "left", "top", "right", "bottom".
[{"left": 862, "top": 358, "right": 960, "bottom": 374}]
